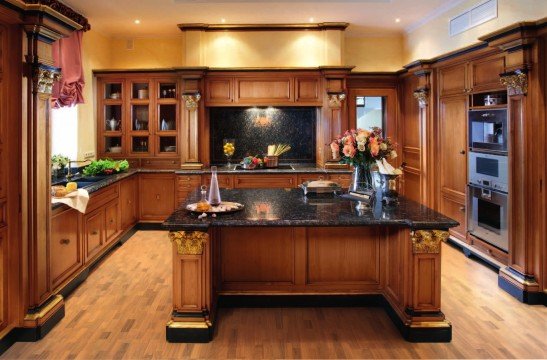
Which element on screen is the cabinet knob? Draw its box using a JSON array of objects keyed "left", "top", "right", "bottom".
[
  {"left": 171, "top": 161, "right": 175, "bottom": 164},
  {"left": 60, "top": 238, "right": 70, "bottom": 245},
  {"left": 156, "top": 194, "right": 160, "bottom": 200},
  {"left": 146, "top": 160, "right": 151, "bottom": 164},
  {"left": 459, "top": 206, "right": 465, "bottom": 212},
  {"left": 110, "top": 219, "right": 114, "bottom": 224},
  {"left": 128, "top": 200, "right": 132, "bottom": 204},
  {"left": 91, "top": 230, "right": 98, "bottom": 235},
  {"left": 460, "top": 150, "right": 466, "bottom": 155}
]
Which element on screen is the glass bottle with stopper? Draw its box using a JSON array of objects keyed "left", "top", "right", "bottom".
[
  {"left": 196, "top": 185, "right": 211, "bottom": 212},
  {"left": 208, "top": 166, "right": 222, "bottom": 206}
]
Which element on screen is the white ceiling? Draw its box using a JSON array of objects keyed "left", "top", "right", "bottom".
[{"left": 62, "top": 0, "right": 464, "bottom": 37}]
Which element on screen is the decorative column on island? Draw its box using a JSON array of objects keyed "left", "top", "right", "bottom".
[{"left": 163, "top": 188, "right": 458, "bottom": 343}]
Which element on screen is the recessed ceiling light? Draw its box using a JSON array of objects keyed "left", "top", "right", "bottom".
[
  {"left": 134, "top": 19, "right": 141, "bottom": 24},
  {"left": 309, "top": 17, "right": 314, "bottom": 23},
  {"left": 395, "top": 18, "right": 401, "bottom": 23},
  {"left": 221, "top": 18, "right": 226, "bottom": 23}
]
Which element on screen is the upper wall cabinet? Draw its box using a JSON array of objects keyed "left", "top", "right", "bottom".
[
  {"left": 469, "top": 54, "right": 506, "bottom": 92},
  {"left": 96, "top": 74, "right": 181, "bottom": 167},
  {"left": 204, "top": 74, "right": 322, "bottom": 106},
  {"left": 439, "top": 54, "right": 506, "bottom": 97}
]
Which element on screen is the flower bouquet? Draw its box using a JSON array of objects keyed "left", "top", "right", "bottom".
[{"left": 330, "top": 127, "right": 397, "bottom": 192}]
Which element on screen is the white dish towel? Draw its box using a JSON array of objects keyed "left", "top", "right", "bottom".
[{"left": 51, "top": 188, "right": 90, "bottom": 213}]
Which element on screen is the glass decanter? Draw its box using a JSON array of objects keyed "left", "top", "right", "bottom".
[{"left": 208, "top": 166, "right": 222, "bottom": 206}]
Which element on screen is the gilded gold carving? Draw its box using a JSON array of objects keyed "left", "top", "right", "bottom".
[
  {"left": 169, "top": 231, "right": 208, "bottom": 255},
  {"left": 328, "top": 93, "right": 346, "bottom": 109},
  {"left": 500, "top": 72, "right": 527, "bottom": 96},
  {"left": 411, "top": 230, "right": 449, "bottom": 254},
  {"left": 413, "top": 89, "right": 429, "bottom": 108},
  {"left": 33, "top": 67, "right": 61, "bottom": 95},
  {"left": 182, "top": 93, "right": 201, "bottom": 110}
]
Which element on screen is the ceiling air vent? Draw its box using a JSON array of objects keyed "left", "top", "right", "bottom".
[{"left": 450, "top": 0, "right": 497, "bottom": 36}]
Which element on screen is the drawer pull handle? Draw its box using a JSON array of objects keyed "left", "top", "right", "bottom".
[
  {"left": 60, "top": 238, "right": 70, "bottom": 245},
  {"left": 91, "top": 230, "right": 98, "bottom": 235},
  {"left": 128, "top": 200, "right": 132, "bottom": 204},
  {"left": 172, "top": 161, "right": 175, "bottom": 164},
  {"left": 146, "top": 160, "right": 151, "bottom": 164},
  {"left": 459, "top": 206, "right": 465, "bottom": 212},
  {"left": 156, "top": 194, "right": 160, "bottom": 200}
]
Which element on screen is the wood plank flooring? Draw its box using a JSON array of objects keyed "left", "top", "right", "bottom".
[{"left": 2, "top": 231, "right": 546, "bottom": 359}]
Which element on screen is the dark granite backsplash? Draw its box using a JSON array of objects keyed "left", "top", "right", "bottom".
[{"left": 209, "top": 107, "right": 316, "bottom": 164}]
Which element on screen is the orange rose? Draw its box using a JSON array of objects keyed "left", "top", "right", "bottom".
[
  {"left": 370, "top": 137, "right": 380, "bottom": 157},
  {"left": 343, "top": 143, "right": 356, "bottom": 158}
]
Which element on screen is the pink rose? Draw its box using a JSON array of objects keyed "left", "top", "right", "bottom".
[{"left": 343, "top": 143, "right": 356, "bottom": 158}]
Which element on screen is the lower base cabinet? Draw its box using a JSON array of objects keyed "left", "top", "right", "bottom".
[
  {"left": 440, "top": 194, "right": 466, "bottom": 241},
  {"left": 50, "top": 207, "right": 83, "bottom": 290},
  {"left": 84, "top": 208, "right": 105, "bottom": 263},
  {"left": 139, "top": 174, "right": 176, "bottom": 221},
  {"left": 120, "top": 176, "right": 138, "bottom": 230}
]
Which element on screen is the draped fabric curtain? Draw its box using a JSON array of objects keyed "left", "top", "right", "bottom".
[{"left": 52, "top": 30, "right": 85, "bottom": 108}]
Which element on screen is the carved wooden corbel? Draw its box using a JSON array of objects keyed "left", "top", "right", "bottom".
[
  {"left": 328, "top": 93, "right": 346, "bottom": 109},
  {"left": 33, "top": 66, "right": 61, "bottom": 95},
  {"left": 413, "top": 88, "right": 429, "bottom": 108},
  {"left": 500, "top": 70, "right": 528, "bottom": 96},
  {"left": 182, "top": 93, "right": 201, "bottom": 110},
  {"left": 411, "top": 230, "right": 449, "bottom": 254},
  {"left": 169, "top": 231, "right": 208, "bottom": 255}
]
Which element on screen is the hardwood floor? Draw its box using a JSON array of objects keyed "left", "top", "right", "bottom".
[{"left": 2, "top": 231, "right": 546, "bottom": 359}]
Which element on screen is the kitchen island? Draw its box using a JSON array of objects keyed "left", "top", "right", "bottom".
[{"left": 163, "top": 188, "right": 459, "bottom": 343}]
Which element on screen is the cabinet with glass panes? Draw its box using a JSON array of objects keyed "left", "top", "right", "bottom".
[{"left": 95, "top": 73, "right": 181, "bottom": 168}]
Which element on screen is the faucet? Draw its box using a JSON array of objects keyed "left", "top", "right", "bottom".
[{"left": 66, "top": 160, "right": 89, "bottom": 180}]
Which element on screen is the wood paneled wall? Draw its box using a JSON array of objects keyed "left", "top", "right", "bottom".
[{"left": 0, "top": 11, "right": 23, "bottom": 339}]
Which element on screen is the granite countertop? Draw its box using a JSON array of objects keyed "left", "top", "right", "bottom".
[
  {"left": 51, "top": 165, "right": 351, "bottom": 210},
  {"left": 162, "top": 188, "right": 459, "bottom": 231},
  {"left": 175, "top": 164, "right": 352, "bottom": 175}
]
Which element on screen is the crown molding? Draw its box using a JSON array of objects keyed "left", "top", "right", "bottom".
[
  {"left": 178, "top": 22, "right": 349, "bottom": 32},
  {"left": 405, "top": 0, "right": 466, "bottom": 34}
]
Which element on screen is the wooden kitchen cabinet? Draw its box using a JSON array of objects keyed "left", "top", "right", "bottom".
[
  {"left": 139, "top": 173, "right": 177, "bottom": 221},
  {"left": 234, "top": 174, "right": 297, "bottom": 188},
  {"left": 328, "top": 173, "right": 352, "bottom": 189},
  {"left": 235, "top": 77, "right": 293, "bottom": 104},
  {"left": 105, "top": 200, "right": 120, "bottom": 243},
  {"left": 50, "top": 207, "right": 83, "bottom": 290},
  {"left": 177, "top": 175, "right": 201, "bottom": 205},
  {"left": 202, "top": 174, "right": 233, "bottom": 189},
  {"left": 120, "top": 176, "right": 138, "bottom": 230},
  {"left": 84, "top": 208, "right": 105, "bottom": 263},
  {"left": 469, "top": 54, "right": 506, "bottom": 92},
  {"left": 295, "top": 77, "right": 321, "bottom": 105},
  {"left": 438, "top": 95, "right": 468, "bottom": 241},
  {"left": 439, "top": 63, "right": 468, "bottom": 97},
  {"left": 438, "top": 55, "right": 506, "bottom": 97},
  {"left": 205, "top": 77, "right": 233, "bottom": 105}
]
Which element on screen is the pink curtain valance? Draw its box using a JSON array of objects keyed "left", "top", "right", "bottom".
[{"left": 52, "top": 30, "right": 85, "bottom": 108}]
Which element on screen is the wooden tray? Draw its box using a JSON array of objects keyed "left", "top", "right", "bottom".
[{"left": 186, "top": 201, "right": 244, "bottom": 214}]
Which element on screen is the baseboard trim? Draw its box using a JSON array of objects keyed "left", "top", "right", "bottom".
[
  {"left": 498, "top": 276, "right": 546, "bottom": 305},
  {"left": 0, "top": 327, "right": 19, "bottom": 356}
]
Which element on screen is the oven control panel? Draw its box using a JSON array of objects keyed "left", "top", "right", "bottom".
[{"left": 472, "top": 178, "right": 507, "bottom": 193}]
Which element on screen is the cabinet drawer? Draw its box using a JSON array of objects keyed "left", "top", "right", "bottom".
[
  {"left": 202, "top": 174, "right": 233, "bottom": 189},
  {"left": 177, "top": 175, "right": 201, "bottom": 186},
  {"left": 86, "top": 183, "right": 119, "bottom": 213},
  {"left": 234, "top": 175, "right": 296, "bottom": 189},
  {"left": 105, "top": 200, "right": 119, "bottom": 243},
  {"left": 50, "top": 208, "right": 82, "bottom": 289},
  {"left": 141, "top": 158, "right": 180, "bottom": 169},
  {"left": 84, "top": 209, "right": 105, "bottom": 263},
  {"left": 328, "top": 173, "right": 352, "bottom": 188},
  {"left": 468, "top": 234, "right": 508, "bottom": 265}
]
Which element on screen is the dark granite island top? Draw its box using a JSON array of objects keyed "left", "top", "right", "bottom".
[{"left": 162, "top": 188, "right": 459, "bottom": 231}]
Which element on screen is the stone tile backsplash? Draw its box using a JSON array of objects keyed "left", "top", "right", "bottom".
[{"left": 209, "top": 107, "right": 316, "bottom": 164}]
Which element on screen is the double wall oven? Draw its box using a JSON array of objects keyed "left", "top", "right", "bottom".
[{"left": 467, "top": 109, "right": 509, "bottom": 252}]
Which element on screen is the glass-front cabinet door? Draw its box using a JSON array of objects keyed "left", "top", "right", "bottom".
[
  {"left": 154, "top": 79, "right": 179, "bottom": 156},
  {"left": 129, "top": 80, "right": 152, "bottom": 155},
  {"left": 348, "top": 88, "right": 397, "bottom": 142},
  {"left": 101, "top": 80, "right": 125, "bottom": 156}
]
